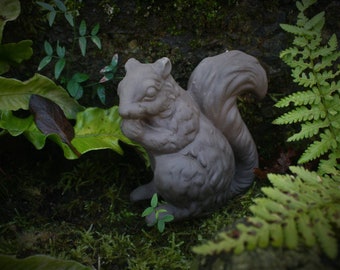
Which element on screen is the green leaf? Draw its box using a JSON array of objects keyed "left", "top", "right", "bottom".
[
  {"left": 304, "top": 12, "right": 324, "bottom": 31},
  {"left": 44, "top": 40, "right": 53, "bottom": 55},
  {"left": 91, "top": 23, "right": 100, "bottom": 35},
  {"left": 161, "top": 214, "right": 174, "bottom": 223},
  {"left": 66, "top": 80, "right": 82, "bottom": 98},
  {"left": 298, "top": 129, "right": 336, "bottom": 163},
  {"left": 54, "top": 58, "right": 66, "bottom": 79},
  {"left": 151, "top": 193, "right": 158, "bottom": 208},
  {"left": 56, "top": 42, "right": 65, "bottom": 58},
  {"left": 157, "top": 220, "right": 165, "bottom": 233},
  {"left": 38, "top": 55, "right": 52, "bottom": 71},
  {"left": 287, "top": 120, "right": 329, "bottom": 142},
  {"left": 96, "top": 85, "right": 106, "bottom": 104},
  {"left": 54, "top": 0, "right": 67, "bottom": 12},
  {"left": 63, "top": 106, "right": 144, "bottom": 159},
  {"left": 142, "top": 207, "right": 154, "bottom": 217},
  {"left": 0, "top": 0, "right": 20, "bottom": 43},
  {"left": 0, "top": 254, "right": 92, "bottom": 270},
  {"left": 79, "top": 19, "right": 87, "bottom": 36},
  {"left": 283, "top": 218, "right": 298, "bottom": 249},
  {"left": 0, "top": 40, "right": 33, "bottom": 75},
  {"left": 64, "top": 11, "right": 74, "bottom": 27},
  {"left": 78, "top": 36, "right": 87, "bottom": 56},
  {"left": 36, "top": 2, "right": 55, "bottom": 12},
  {"left": 0, "top": 74, "right": 84, "bottom": 119},
  {"left": 91, "top": 35, "right": 101, "bottom": 49},
  {"left": 71, "top": 72, "right": 89, "bottom": 83},
  {"left": 47, "top": 10, "right": 57, "bottom": 26},
  {"left": 0, "top": 110, "right": 33, "bottom": 136}
]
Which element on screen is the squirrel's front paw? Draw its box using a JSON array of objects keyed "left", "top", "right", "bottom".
[{"left": 121, "top": 119, "right": 143, "bottom": 139}]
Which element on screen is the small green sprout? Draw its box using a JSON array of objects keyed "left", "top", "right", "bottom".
[{"left": 142, "top": 193, "right": 174, "bottom": 233}]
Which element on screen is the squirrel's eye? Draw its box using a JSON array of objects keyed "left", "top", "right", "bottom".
[{"left": 144, "top": 87, "right": 157, "bottom": 100}]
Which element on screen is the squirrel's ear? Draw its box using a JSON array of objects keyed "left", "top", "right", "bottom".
[
  {"left": 153, "top": 57, "right": 171, "bottom": 78},
  {"left": 125, "top": 58, "right": 140, "bottom": 72}
]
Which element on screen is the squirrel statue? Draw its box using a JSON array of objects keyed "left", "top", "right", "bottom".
[{"left": 117, "top": 50, "right": 267, "bottom": 223}]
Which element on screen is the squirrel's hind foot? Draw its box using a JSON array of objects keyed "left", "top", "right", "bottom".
[{"left": 130, "top": 182, "right": 156, "bottom": 202}]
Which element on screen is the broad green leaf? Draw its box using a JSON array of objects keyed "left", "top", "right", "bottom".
[
  {"left": 0, "top": 74, "right": 84, "bottom": 119},
  {"left": 61, "top": 106, "right": 147, "bottom": 160},
  {"left": 54, "top": 58, "right": 66, "bottom": 79},
  {"left": 78, "top": 36, "right": 87, "bottom": 56},
  {"left": 79, "top": 20, "right": 87, "bottom": 36},
  {"left": 0, "top": 110, "right": 33, "bottom": 136},
  {"left": 0, "top": 254, "right": 91, "bottom": 270},
  {"left": 0, "top": 0, "right": 20, "bottom": 43},
  {"left": 38, "top": 55, "right": 52, "bottom": 71},
  {"left": 91, "top": 35, "right": 101, "bottom": 49}
]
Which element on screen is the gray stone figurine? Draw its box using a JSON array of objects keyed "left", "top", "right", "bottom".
[{"left": 117, "top": 50, "right": 267, "bottom": 223}]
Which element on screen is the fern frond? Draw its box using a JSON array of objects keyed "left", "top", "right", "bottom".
[
  {"left": 287, "top": 119, "right": 329, "bottom": 141},
  {"left": 273, "top": 106, "right": 326, "bottom": 125},
  {"left": 193, "top": 166, "right": 340, "bottom": 259},
  {"left": 275, "top": 89, "right": 320, "bottom": 108},
  {"left": 298, "top": 129, "right": 337, "bottom": 163}
]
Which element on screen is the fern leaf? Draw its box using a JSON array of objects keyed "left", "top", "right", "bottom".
[
  {"left": 289, "top": 166, "right": 319, "bottom": 183},
  {"left": 287, "top": 119, "right": 329, "bottom": 141},
  {"left": 294, "top": 71, "right": 317, "bottom": 87},
  {"left": 280, "top": 24, "right": 304, "bottom": 36},
  {"left": 312, "top": 209, "right": 338, "bottom": 259},
  {"left": 318, "top": 151, "right": 340, "bottom": 175},
  {"left": 304, "top": 11, "right": 325, "bottom": 31},
  {"left": 297, "top": 212, "right": 316, "bottom": 246},
  {"left": 273, "top": 106, "right": 325, "bottom": 125},
  {"left": 299, "top": 129, "right": 337, "bottom": 163},
  {"left": 249, "top": 203, "right": 282, "bottom": 222},
  {"left": 269, "top": 223, "right": 284, "bottom": 247},
  {"left": 248, "top": 217, "right": 270, "bottom": 248},
  {"left": 283, "top": 218, "right": 299, "bottom": 249},
  {"left": 274, "top": 89, "right": 320, "bottom": 108}
]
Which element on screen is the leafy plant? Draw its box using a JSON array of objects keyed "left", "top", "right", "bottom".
[
  {"left": 193, "top": 166, "right": 340, "bottom": 259},
  {"left": 142, "top": 193, "right": 174, "bottom": 233},
  {"left": 36, "top": 0, "right": 116, "bottom": 103},
  {"left": 273, "top": 0, "right": 340, "bottom": 174},
  {"left": 0, "top": 75, "right": 145, "bottom": 160}
]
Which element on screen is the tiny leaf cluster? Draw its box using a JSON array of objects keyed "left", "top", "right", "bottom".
[
  {"left": 142, "top": 193, "right": 174, "bottom": 233},
  {"left": 193, "top": 166, "right": 340, "bottom": 259},
  {"left": 273, "top": 0, "right": 340, "bottom": 174}
]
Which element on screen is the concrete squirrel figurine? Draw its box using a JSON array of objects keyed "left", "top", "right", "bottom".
[{"left": 117, "top": 50, "right": 268, "bottom": 223}]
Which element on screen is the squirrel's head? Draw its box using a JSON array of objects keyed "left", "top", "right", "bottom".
[{"left": 118, "top": 57, "right": 179, "bottom": 119}]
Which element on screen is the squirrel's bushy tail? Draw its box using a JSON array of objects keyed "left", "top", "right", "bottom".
[{"left": 187, "top": 50, "right": 267, "bottom": 197}]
